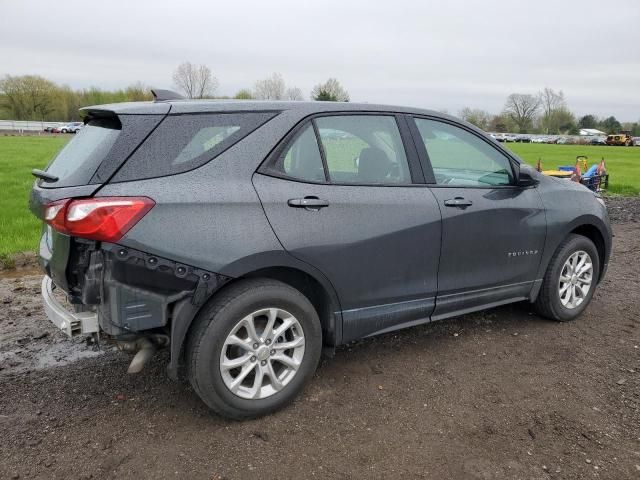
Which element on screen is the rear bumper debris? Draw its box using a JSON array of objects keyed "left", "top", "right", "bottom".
[{"left": 41, "top": 275, "right": 98, "bottom": 337}]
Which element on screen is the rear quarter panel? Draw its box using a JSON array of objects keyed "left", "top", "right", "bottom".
[{"left": 94, "top": 110, "right": 303, "bottom": 275}]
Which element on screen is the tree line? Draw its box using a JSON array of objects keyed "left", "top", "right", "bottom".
[
  {"left": 1, "top": 65, "right": 636, "bottom": 134},
  {"left": 459, "top": 87, "right": 639, "bottom": 135},
  {"left": 0, "top": 62, "right": 350, "bottom": 122}
]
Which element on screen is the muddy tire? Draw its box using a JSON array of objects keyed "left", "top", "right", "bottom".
[{"left": 186, "top": 278, "right": 322, "bottom": 419}]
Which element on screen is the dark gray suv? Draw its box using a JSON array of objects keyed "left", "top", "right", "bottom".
[{"left": 30, "top": 91, "right": 612, "bottom": 419}]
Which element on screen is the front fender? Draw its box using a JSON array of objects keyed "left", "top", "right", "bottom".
[{"left": 535, "top": 178, "right": 612, "bottom": 288}]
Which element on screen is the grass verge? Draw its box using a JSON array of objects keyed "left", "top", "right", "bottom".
[{"left": 0, "top": 135, "right": 68, "bottom": 257}]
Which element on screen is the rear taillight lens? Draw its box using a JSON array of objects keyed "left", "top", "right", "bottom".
[{"left": 43, "top": 197, "right": 154, "bottom": 242}]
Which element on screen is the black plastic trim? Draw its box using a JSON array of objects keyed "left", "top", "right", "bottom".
[{"left": 341, "top": 297, "right": 435, "bottom": 343}]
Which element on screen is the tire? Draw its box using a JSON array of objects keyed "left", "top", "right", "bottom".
[
  {"left": 534, "top": 234, "right": 600, "bottom": 321},
  {"left": 186, "top": 278, "right": 322, "bottom": 419}
]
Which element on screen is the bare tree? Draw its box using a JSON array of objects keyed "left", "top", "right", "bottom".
[
  {"left": 172, "top": 62, "right": 218, "bottom": 99},
  {"left": 253, "top": 73, "right": 286, "bottom": 100},
  {"left": 285, "top": 87, "right": 304, "bottom": 101},
  {"left": 503, "top": 93, "right": 540, "bottom": 132},
  {"left": 538, "top": 87, "right": 566, "bottom": 134},
  {"left": 311, "top": 78, "right": 349, "bottom": 102},
  {"left": 458, "top": 107, "right": 491, "bottom": 131}
]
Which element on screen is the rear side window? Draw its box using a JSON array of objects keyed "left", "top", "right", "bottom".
[
  {"left": 112, "top": 112, "right": 277, "bottom": 182},
  {"left": 43, "top": 117, "right": 121, "bottom": 188},
  {"left": 270, "top": 125, "right": 326, "bottom": 182},
  {"left": 315, "top": 115, "right": 411, "bottom": 184},
  {"left": 262, "top": 114, "right": 412, "bottom": 185}
]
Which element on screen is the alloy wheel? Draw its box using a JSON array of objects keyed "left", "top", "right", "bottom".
[
  {"left": 558, "top": 250, "right": 593, "bottom": 309},
  {"left": 219, "top": 308, "right": 305, "bottom": 399}
]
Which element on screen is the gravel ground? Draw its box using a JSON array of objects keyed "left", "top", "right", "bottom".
[{"left": 0, "top": 198, "right": 639, "bottom": 480}]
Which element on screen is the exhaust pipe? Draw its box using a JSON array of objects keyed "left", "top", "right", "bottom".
[
  {"left": 117, "top": 336, "right": 168, "bottom": 374},
  {"left": 127, "top": 338, "right": 156, "bottom": 374}
]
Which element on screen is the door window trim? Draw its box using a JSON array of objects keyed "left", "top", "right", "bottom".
[
  {"left": 258, "top": 112, "right": 426, "bottom": 186},
  {"left": 406, "top": 115, "right": 522, "bottom": 189}
]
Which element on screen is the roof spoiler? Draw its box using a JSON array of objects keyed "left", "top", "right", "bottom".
[{"left": 151, "top": 89, "right": 185, "bottom": 102}]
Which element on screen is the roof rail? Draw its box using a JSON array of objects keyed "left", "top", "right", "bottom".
[{"left": 151, "top": 89, "right": 185, "bottom": 102}]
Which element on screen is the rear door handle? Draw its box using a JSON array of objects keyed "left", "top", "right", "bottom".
[
  {"left": 444, "top": 197, "right": 473, "bottom": 207},
  {"left": 288, "top": 196, "right": 329, "bottom": 210}
]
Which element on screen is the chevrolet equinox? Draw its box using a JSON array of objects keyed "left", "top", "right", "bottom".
[{"left": 30, "top": 90, "right": 612, "bottom": 419}]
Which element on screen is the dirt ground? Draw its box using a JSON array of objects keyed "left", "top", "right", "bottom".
[{"left": 0, "top": 198, "right": 639, "bottom": 480}]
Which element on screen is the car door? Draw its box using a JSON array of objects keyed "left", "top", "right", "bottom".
[
  {"left": 409, "top": 116, "right": 546, "bottom": 320},
  {"left": 253, "top": 114, "right": 442, "bottom": 343}
]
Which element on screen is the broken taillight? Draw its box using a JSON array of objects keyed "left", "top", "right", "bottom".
[{"left": 43, "top": 197, "right": 155, "bottom": 242}]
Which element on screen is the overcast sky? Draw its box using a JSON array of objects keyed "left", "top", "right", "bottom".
[{"left": 1, "top": 0, "right": 639, "bottom": 120}]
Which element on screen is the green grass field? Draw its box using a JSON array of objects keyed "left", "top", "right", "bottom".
[
  {"left": 0, "top": 136, "right": 68, "bottom": 260},
  {"left": 0, "top": 136, "right": 638, "bottom": 259},
  {"left": 506, "top": 143, "right": 640, "bottom": 196}
]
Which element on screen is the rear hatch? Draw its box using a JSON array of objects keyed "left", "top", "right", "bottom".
[{"left": 29, "top": 104, "right": 169, "bottom": 293}]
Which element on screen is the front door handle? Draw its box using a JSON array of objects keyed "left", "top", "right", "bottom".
[
  {"left": 288, "top": 196, "right": 329, "bottom": 210},
  {"left": 444, "top": 197, "right": 473, "bottom": 208}
]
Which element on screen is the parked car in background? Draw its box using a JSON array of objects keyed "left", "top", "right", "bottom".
[
  {"left": 504, "top": 134, "right": 517, "bottom": 142},
  {"left": 589, "top": 137, "right": 607, "bottom": 145},
  {"left": 52, "top": 122, "right": 84, "bottom": 133},
  {"left": 633, "top": 137, "right": 640, "bottom": 146},
  {"left": 490, "top": 133, "right": 507, "bottom": 142},
  {"left": 531, "top": 136, "right": 547, "bottom": 144},
  {"left": 557, "top": 137, "right": 569, "bottom": 144},
  {"left": 69, "top": 122, "right": 84, "bottom": 133},
  {"left": 43, "top": 125, "right": 57, "bottom": 133},
  {"left": 515, "top": 135, "right": 531, "bottom": 143},
  {"left": 30, "top": 94, "right": 612, "bottom": 419},
  {"left": 52, "top": 123, "right": 75, "bottom": 133}
]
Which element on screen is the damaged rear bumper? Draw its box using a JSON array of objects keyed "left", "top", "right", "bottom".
[
  {"left": 41, "top": 241, "right": 231, "bottom": 378},
  {"left": 41, "top": 275, "right": 99, "bottom": 337}
]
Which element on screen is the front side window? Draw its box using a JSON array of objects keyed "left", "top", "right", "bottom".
[
  {"left": 414, "top": 118, "right": 514, "bottom": 187},
  {"left": 315, "top": 115, "right": 411, "bottom": 185}
]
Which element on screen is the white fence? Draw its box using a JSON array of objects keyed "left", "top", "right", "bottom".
[{"left": 0, "top": 120, "right": 65, "bottom": 132}]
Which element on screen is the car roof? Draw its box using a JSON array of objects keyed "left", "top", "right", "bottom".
[
  {"left": 78, "top": 98, "right": 522, "bottom": 164},
  {"left": 80, "top": 99, "right": 449, "bottom": 119}
]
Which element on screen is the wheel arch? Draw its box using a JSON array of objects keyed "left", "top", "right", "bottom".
[
  {"left": 531, "top": 216, "right": 611, "bottom": 304},
  {"left": 241, "top": 266, "right": 341, "bottom": 346},
  {"left": 168, "top": 253, "right": 342, "bottom": 380},
  {"left": 569, "top": 223, "right": 606, "bottom": 282}
]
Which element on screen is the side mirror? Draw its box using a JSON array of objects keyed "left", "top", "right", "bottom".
[{"left": 516, "top": 166, "right": 539, "bottom": 187}]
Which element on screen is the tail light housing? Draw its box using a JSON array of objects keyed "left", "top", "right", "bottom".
[{"left": 43, "top": 197, "right": 155, "bottom": 242}]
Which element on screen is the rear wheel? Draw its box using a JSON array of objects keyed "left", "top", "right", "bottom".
[
  {"left": 534, "top": 234, "right": 599, "bottom": 321},
  {"left": 187, "top": 279, "right": 322, "bottom": 419}
]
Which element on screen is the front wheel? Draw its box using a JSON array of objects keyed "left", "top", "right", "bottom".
[
  {"left": 186, "top": 278, "right": 322, "bottom": 419},
  {"left": 534, "top": 234, "right": 600, "bottom": 321}
]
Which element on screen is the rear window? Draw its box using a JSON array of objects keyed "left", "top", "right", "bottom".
[
  {"left": 41, "top": 114, "right": 167, "bottom": 188},
  {"left": 112, "top": 112, "right": 277, "bottom": 182},
  {"left": 43, "top": 117, "right": 121, "bottom": 187}
]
